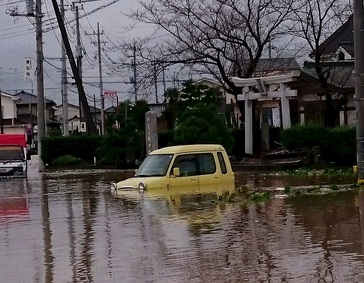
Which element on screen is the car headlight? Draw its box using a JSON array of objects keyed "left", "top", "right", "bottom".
[
  {"left": 138, "top": 182, "right": 147, "bottom": 193},
  {"left": 110, "top": 182, "right": 117, "bottom": 191}
]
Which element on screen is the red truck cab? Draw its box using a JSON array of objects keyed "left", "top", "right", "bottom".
[{"left": 0, "top": 134, "right": 29, "bottom": 178}]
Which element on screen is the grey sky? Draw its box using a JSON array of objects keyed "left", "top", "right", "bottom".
[{"left": 0, "top": 0, "right": 145, "bottom": 108}]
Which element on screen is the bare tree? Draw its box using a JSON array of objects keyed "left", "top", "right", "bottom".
[
  {"left": 118, "top": 0, "right": 295, "bottom": 112},
  {"left": 291, "top": 0, "right": 352, "bottom": 127}
]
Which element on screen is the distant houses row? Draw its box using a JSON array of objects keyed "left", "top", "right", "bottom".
[{"left": 0, "top": 90, "right": 115, "bottom": 144}]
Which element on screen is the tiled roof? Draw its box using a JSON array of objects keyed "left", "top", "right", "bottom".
[
  {"left": 89, "top": 105, "right": 101, "bottom": 113},
  {"left": 253, "top": 58, "right": 300, "bottom": 73},
  {"left": 229, "top": 57, "right": 300, "bottom": 77},
  {"left": 13, "top": 90, "right": 55, "bottom": 105},
  {"left": 340, "top": 42, "right": 354, "bottom": 56},
  {"left": 240, "top": 58, "right": 300, "bottom": 77},
  {"left": 105, "top": 106, "right": 116, "bottom": 113},
  {"left": 0, "top": 91, "right": 19, "bottom": 100},
  {"left": 56, "top": 103, "right": 79, "bottom": 109},
  {"left": 301, "top": 61, "right": 354, "bottom": 88},
  {"left": 316, "top": 15, "right": 353, "bottom": 57},
  {"left": 17, "top": 113, "right": 60, "bottom": 125}
]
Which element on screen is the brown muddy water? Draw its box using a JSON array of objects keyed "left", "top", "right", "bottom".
[{"left": 1, "top": 158, "right": 364, "bottom": 282}]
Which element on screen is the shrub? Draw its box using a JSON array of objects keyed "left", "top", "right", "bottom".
[
  {"left": 280, "top": 124, "right": 329, "bottom": 151},
  {"left": 53, "top": 155, "right": 87, "bottom": 166},
  {"left": 280, "top": 125, "right": 356, "bottom": 165},
  {"left": 42, "top": 135, "right": 103, "bottom": 165}
]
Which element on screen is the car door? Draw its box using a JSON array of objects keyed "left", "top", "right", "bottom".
[
  {"left": 169, "top": 154, "right": 199, "bottom": 196},
  {"left": 196, "top": 153, "right": 222, "bottom": 193},
  {"left": 217, "top": 151, "right": 235, "bottom": 191}
]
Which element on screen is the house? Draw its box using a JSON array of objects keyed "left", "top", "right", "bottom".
[
  {"left": 0, "top": 91, "right": 26, "bottom": 134},
  {"left": 0, "top": 90, "right": 60, "bottom": 146},
  {"left": 299, "top": 14, "right": 355, "bottom": 127},
  {"left": 14, "top": 90, "right": 60, "bottom": 134},
  {"left": 56, "top": 103, "right": 102, "bottom": 134}
]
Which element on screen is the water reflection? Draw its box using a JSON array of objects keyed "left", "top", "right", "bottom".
[
  {"left": 0, "top": 178, "right": 29, "bottom": 224},
  {"left": 0, "top": 165, "right": 364, "bottom": 282},
  {"left": 41, "top": 174, "right": 54, "bottom": 283}
]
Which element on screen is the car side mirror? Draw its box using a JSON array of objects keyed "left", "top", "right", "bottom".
[{"left": 172, "top": 167, "right": 180, "bottom": 177}]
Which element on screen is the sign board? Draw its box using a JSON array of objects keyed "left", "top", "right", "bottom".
[
  {"left": 145, "top": 111, "right": 158, "bottom": 155},
  {"left": 79, "top": 122, "right": 87, "bottom": 133},
  {"left": 103, "top": 90, "right": 117, "bottom": 97}
]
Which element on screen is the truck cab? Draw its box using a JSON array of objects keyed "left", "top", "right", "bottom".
[{"left": 0, "top": 134, "right": 29, "bottom": 178}]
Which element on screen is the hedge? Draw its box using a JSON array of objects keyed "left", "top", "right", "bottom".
[
  {"left": 280, "top": 125, "right": 356, "bottom": 165},
  {"left": 41, "top": 135, "right": 103, "bottom": 165}
]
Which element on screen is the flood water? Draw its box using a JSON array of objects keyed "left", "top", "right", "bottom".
[{"left": 1, "top": 158, "right": 364, "bottom": 282}]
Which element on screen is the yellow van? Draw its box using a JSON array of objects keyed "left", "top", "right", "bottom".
[{"left": 110, "top": 144, "right": 235, "bottom": 198}]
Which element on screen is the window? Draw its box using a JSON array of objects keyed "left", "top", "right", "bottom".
[
  {"left": 172, "top": 154, "right": 197, "bottom": 176},
  {"left": 135, "top": 154, "right": 173, "bottom": 177},
  {"left": 197, "top": 153, "right": 216, "bottom": 175},
  {"left": 217, "top": 152, "right": 227, "bottom": 174},
  {"left": 338, "top": 52, "right": 345, "bottom": 61},
  {"left": 0, "top": 146, "right": 24, "bottom": 160},
  {"left": 172, "top": 153, "right": 217, "bottom": 176}
]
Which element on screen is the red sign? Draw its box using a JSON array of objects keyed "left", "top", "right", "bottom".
[{"left": 104, "top": 90, "right": 117, "bottom": 97}]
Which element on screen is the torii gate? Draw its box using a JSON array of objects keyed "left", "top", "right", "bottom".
[{"left": 231, "top": 71, "right": 300, "bottom": 155}]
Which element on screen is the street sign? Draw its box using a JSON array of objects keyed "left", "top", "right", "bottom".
[
  {"left": 33, "top": 125, "right": 38, "bottom": 134},
  {"left": 104, "top": 90, "right": 117, "bottom": 97}
]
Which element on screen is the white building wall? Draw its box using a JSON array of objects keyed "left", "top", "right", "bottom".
[
  {"left": 1, "top": 95, "right": 17, "bottom": 119},
  {"left": 55, "top": 105, "right": 80, "bottom": 121}
]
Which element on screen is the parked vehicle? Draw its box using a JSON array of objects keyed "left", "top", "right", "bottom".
[
  {"left": 110, "top": 144, "right": 235, "bottom": 200},
  {"left": 0, "top": 134, "right": 29, "bottom": 178}
]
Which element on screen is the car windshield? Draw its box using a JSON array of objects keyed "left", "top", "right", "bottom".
[
  {"left": 135, "top": 154, "right": 173, "bottom": 177},
  {"left": 0, "top": 146, "right": 24, "bottom": 161}
]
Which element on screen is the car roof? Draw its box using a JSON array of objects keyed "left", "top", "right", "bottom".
[{"left": 150, "top": 144, "right": 225, "bottom": 155}]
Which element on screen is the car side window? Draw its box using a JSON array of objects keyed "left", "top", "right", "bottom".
[
  {"left": 197, "top": 153, "right": 216, "bottom": 175},
  {"left": 217, "top": 152, "right": 227, "bottom": 174},
  {"left": 172, "top": 154, "right": 197, "bottom": 176}
]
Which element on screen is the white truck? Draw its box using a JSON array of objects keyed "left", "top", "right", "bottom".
[{"left": 0, "top": 134, "right": 29, "bottom": 178}]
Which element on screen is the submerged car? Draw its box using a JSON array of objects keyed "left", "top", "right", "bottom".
[{"left": 110, "top": 144, "right": 235, "bottom": 199}]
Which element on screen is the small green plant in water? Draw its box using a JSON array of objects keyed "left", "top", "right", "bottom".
[
  {"left": 53, "top": 155, "right": 87, "bottom": 166},
  {"left": 284, "top": 186, "right": 291, "bottom": 194},
  {"left": 307, "top": 186, "right": 321, "bottom": 194},
  {"left": 237, "top": 185, "right": 250, "bottom": 195},
  {"left": 329, "top": 184, "right": 339, "bottom": 191},
  {"left": 250, "top": 192, "right": 271, "bottom": 202}
]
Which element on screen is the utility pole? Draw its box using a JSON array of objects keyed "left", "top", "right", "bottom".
[
  {"left": 7, "top": 0, "right": 45, "bottom": 170},
  {"left": 154, "top": 62, "right": 158, "bottom": 103},
  {"left": 74, "top": 4, "right": 84, "bottom": 125},
  {"left": 354, "top": 0, "right": 364, "bottom": 184},
  {"left": 51, "top": 0, "right": 97, "bottom": 134},
  {"left": 162, "top": 67, "right": 166, "bottom": 95},
  {"left": 133, "top": 41, "right": 137, "bottom": 102},
  {"left": 97, "top": 23, "right": 105, "bottom": 135},
  {"left": 36, "top": 0, "right": 45, "bottom": 171},
  {"left": 60, "top": 0, "right": 69, "bottom": 136},
  {"left": 0, "top": 89, "right": 3, "bottom": 134}
]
